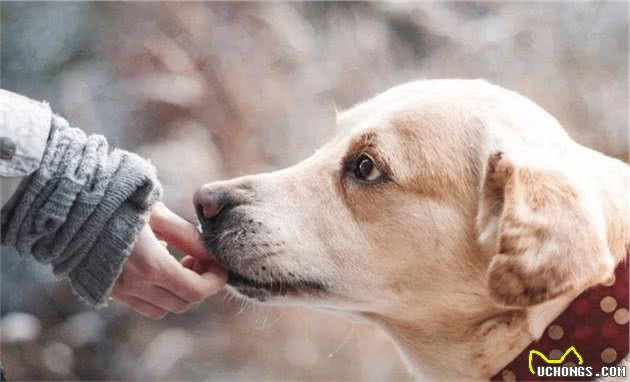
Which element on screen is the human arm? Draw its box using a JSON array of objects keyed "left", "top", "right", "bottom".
[{"left": 0, "top": 89, "right": 226, "bottom": 312}]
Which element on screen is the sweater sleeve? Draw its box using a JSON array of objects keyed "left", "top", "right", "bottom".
[{"left": 1, "top": 115, "right": 162, "bottom": 307}]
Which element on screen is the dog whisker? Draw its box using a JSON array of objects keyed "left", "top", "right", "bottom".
[{"left": 327, "top": 321, "right": 355, "bottom": 359}]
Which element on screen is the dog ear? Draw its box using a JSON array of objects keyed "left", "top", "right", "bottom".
[{"left": 477, "top": 152, "right": 614, "bottom": 308}]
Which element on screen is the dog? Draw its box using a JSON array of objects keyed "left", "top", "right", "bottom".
[{"left": 194, "top": 80, "right": 629, "bottom": 380}]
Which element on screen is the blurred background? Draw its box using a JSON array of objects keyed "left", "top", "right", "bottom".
[{"left": 0, "top": 2, "right": 627, "bottom": 381}]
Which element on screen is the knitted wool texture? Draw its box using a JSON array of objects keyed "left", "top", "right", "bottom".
[{"left": 1, "top": 116, "right": 161, "bottom": 307}]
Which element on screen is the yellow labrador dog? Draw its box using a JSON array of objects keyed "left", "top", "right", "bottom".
[{"left": 194, "top": 80, "right": 629, "bottom": 380}]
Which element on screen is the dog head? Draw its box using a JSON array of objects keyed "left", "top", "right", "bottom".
[{"left": 195, "top": 79, "right": 615, "bottom": 318}]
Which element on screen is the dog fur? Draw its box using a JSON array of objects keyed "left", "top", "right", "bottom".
[{"left": 196, "top": 79, "right": 629, "bottom": 380}]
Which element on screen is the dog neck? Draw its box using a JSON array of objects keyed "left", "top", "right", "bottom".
[{"left": 367, "top": 285, "right": 533, "bottom": 380}]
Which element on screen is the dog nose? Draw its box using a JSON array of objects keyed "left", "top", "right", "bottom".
[{"left": 193, "top": 187, "right": 224, "bottom": 220}]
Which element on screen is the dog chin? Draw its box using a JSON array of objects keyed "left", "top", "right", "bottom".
[
  {"left": 225, "top": 284, "right": 273, "bottom": 302},
  {"left": 225, "top": 270, "right": 326, "bottom": 303}
]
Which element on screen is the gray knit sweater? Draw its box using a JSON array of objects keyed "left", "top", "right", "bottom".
[{"left": 1, "top": 115, "right": 162, "bottom": 307}]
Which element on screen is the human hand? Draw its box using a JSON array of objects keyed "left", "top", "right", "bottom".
[{"left": 111, "top": 202, "right": 227, "bottom": 319}]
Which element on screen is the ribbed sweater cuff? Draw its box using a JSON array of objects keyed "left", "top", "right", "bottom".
[
  {"left": 69, "top": 155, "right": 160, "bottom": 307},
  {"left": 69, "top": 189, "right": 157, "bottom": 307},
  {"left": 1, "top": 117, "right": 162, "bottom": 307}
]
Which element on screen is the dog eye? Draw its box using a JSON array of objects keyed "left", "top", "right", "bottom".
[{"left": 354, "top": 154, "right": 381, "bottom": 181}]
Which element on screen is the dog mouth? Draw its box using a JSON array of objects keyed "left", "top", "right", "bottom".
[
  {"left": 226, "top": 270, "right": 326, "bottom": 302},
  {"left": 196, "top": 210, "right": 326, "bottom": 302}
]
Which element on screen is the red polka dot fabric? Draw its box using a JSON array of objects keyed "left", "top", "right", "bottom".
[{"left": 492, "top": 260, "right": 628, "bottom": 381}]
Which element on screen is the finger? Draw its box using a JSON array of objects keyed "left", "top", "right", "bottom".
[
  {"left": 158, "top": 261, "right": 228, "bottom": 303},
  {"left": 126, "top": 284, "right": 191, "bottom": 313},
  {"left": 193, "top": 259, "right": 208, "bottom": 274},
  {"left": 129, "top": 226, "right": 224, "bottom": 303},
  {"left": 150, "top": 202, "right": 212, "bottom": 260},
  {"left": 181, "top": 256, "right": 196, "bottom": 269},
  {"left": 181, "top": 255, "right": 215, "bottom": 274},
  {"left": 125, "top": 225, "right": 177, "bottom": 277},
  {"left": 112, "top": 292, "right": 168, "bottom": 320}
]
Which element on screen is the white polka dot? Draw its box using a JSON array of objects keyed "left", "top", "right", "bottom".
[
  {"left": 600, "top": 296, "right": 617, "bottom": 313},
  {"left": 614, "top": 308, "right": 629, "bottom": 325},
  {"left": 548, "top": 325, "right": 564, "bottom": 340},
  {"left": 601, "top": 347, "right": 618, "bottom": 364},
  {"left": 549, "top": 349, "right": 564, "bottom": 359},
  {"left": 501, "top": 369, "right": 516, "bottom": 382}
]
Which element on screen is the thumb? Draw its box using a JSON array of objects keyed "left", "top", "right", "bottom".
[{"left": 149, "top": 202, "right": 214, "bottom": 260}]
